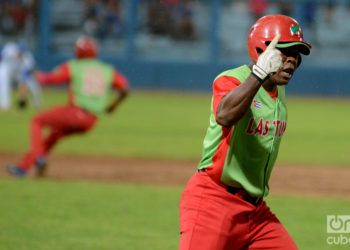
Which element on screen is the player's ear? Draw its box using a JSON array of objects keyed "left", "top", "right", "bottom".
[{"left": 297, "top": 54, "right": 302, "bottom": 67}]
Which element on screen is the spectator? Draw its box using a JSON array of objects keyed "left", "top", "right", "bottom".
[
  {"left": 276, "top": 0, "right": 294, "bottom": 16},
  {"left": 146, "top": 0, "right": 174, "bottom": 36},
  {"left": 23, "top": 0, "right": 38, "bottom": 39},
  {"left": 324, "top": 0, "right": 336, "bottom": 25},
  {"left": 104, "top": 0, "right": 123, "bottom": 38},
  {"left": 172, "top": 0, "right": 196, "bottom": 40},
  {"left": 0, "top": 3, "right": 16, "bottom": 35},
  {"left": 83, "top": 0, "right": 103, "bottom": 37},
  {"left": 163, "top": 0, "right": 179, "bottom": 6},
  {"left": 300, "top": 1, "right": 318, "bottom": 46},
  {"left": 0, "top": 0, "right": 37, "bottom": 36},
  {"left": 83, "top": 0, "right": 123, "bottom": 40}
]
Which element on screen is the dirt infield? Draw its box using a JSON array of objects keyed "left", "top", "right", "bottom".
[{"left": 1, "top": 153, "right": 349, "bottom": 198}]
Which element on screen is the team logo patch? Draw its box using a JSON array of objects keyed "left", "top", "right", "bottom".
[
  {"left": 253, "top": 99, "right": 262, "bottom": 109},
  {"left": 290, "top": 24, "right": 301, "bottom": 37}
]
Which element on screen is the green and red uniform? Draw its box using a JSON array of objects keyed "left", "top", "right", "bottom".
[
  {"left": 199, "top": 65, "right": 287, "bottom": 197},
  {"left": 18, "top": 59, "right": 128, "bottom": 170},
  {"left": 179, "top": 65, "right": 297, "bottom": 250}
]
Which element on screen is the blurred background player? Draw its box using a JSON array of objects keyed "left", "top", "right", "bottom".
[
  {"left": 0, "top": 41, "right": 42, "bottom": 111},
  {"left": 6, "top": 36, "right": 129, "bottom": 177}
]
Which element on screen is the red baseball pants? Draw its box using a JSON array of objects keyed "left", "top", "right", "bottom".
[
  {"left": 19, "top": 105, "right": 97, "bottom": 170},
  {"left": 179, "top": 172, "right": 297, "bottom": 250}
]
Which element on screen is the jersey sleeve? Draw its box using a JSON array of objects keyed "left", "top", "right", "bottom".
[
  {"left": 111, "top": 71, "right": 129, "bottom": 91},
  {"left": 36, "top": 63, "right": 71, "bottom": 85},
  {"left": 212, "top": 75, "right": 240, "bottom": 118}
]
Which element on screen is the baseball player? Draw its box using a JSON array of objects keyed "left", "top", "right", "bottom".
[
  {"left": 6, "top": 36, "right": 129, "bottom": 177},
  {"left": 0, "top": 42, "right": 42, "bottom": 111},
  {"left": 179, "top": 15, "right": 311, "bottom": 250}
]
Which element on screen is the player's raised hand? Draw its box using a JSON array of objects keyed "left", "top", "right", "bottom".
[
  {"left": 252, "top": 34, "right": 282, "bottom": 82},
  {"left": 266, "top": 33, "right": 280, "bottom": 52}
]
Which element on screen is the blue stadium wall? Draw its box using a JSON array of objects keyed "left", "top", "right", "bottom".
[
  {"left": 37, "top": 54, "right": 350, "bottom": 96},
  {"left": 36, "top": 0, "right": 350, "bottom": 96}
]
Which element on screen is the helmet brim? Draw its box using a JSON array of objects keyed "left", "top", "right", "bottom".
[{"left": 276, "top": 42, "right": 311, "bottom": 55}]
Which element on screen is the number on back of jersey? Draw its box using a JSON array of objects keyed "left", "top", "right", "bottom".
[{"left": 82, "top": 68, "right": 105, "bottom": 97}]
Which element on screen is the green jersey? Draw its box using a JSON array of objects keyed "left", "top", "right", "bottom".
[
  {"left": 198, "top": 65, "right": 288, "bottom": 197},
  {"left": 68, "top": 59, "right": 114, "bottom": 115}
]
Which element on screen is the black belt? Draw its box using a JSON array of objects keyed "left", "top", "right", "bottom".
[
  {"left": 227, "top": 186, "right": 262, "bottom": 206},
  {"left": 197, "top": 168, "right": 262, "bottom": 206}
]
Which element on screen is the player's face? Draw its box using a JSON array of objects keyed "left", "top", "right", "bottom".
[{"left": 270, "top": 47, "right": 301, "bottom": 86}]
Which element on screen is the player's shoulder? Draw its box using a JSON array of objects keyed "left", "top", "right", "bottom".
[
  {"left": 213, "top": 64, "right": 251, "bottom": 89},
  {"left": 90, "top": 59, "right": 115, "bottom": 70},
  {"left": 67, "top": 58, "right": 78, "bottom": 64},
  {"left": 215, "top": 65, "right": 250, "bottom": 81},
  {"left": 100, "top": 60, "right": 115, "bottom": 69}
]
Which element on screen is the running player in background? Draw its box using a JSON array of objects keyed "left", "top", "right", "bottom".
[
  {"left": 6, "top": 36, "right": 129, "bottom": 177},
  {"left": 179, "top": 14, "right": 311, "bottom": 250},
  {"left": 0, "top": 41, "right": 42, "bottom": 111}
]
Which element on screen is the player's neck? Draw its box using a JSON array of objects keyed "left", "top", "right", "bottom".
[{"left": 262, "top": 80, "right": 276, "bottom": 93}]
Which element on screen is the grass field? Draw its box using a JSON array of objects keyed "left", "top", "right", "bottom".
[
  {"left": 1, "top": 89, "right": 349, "bottom": 166},
  {"left": 0, "top": 180, "right": 350, "bottom": 250},
  {"left": 0, "top": 90, "right": 349, "bottom": 250}
]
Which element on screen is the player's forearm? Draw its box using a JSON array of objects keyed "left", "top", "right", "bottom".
[
  {"left": 114, "top": 90, "right": 128, "bottom": 106},
  {"left": 106, "top": 89, "right": 129, "bottom": 113},
  {"left": 36, "top": 64, "right": 70, "bottom": 85},
  {"left": 37, "top": 73, "right": 68, "bottom": 85},
  {"left": 216, "top": 75, "right": 262, "bottom": 127}
]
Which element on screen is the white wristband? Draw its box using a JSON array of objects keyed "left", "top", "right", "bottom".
[{"left": 252, "top": 64, "right": 268, "bottom": 82}]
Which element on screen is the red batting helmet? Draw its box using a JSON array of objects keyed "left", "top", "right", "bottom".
[
  {"left": 75, "top": 36, "right": 97, "bottom": 58},
  {"left": 248, "top": 14, "right": 311, "bottom": 62}
]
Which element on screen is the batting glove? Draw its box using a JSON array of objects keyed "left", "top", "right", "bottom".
[{"left": 252, "top": 34, "right": 282, "bottom": 82}]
